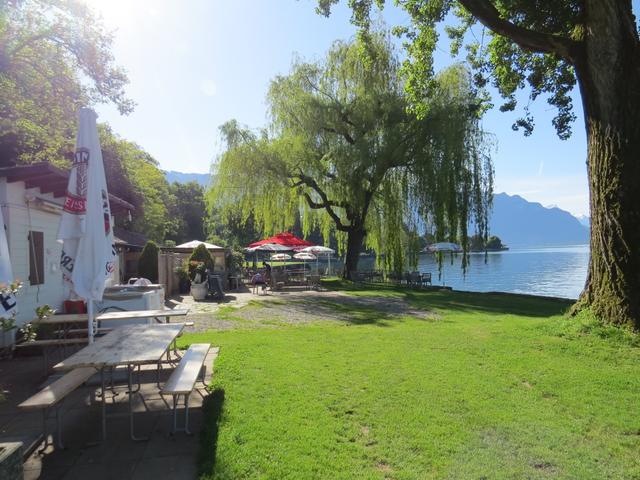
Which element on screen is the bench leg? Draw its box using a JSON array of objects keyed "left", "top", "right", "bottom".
[
  {"left": 101, "top": 368, "right": 107, "bottom": 441},
  {"left": 171, "top": 394, "right": 178, "bottom": 434},
  {"left": 184, "top": 394, "right": 191, "bottom": 435},
  {"left": 128, "top": 364, "right": 148, "bottom": 441},
  {"left": 39, "top": 409, "right": 50, "bottom": 454},
  {"left": 55, "top": 406, "right": 64, "bottom": 450},
  {"left": 170, "top": 393, "right": 192, "bottom": 435}
]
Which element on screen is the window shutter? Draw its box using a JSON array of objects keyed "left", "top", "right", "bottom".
[{"left": 28, "top": 231, "right": 44, "bottom": 285}]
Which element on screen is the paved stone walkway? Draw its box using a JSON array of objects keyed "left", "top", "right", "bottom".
[{"left": 0, "top": 348, "right": 217, "bottom": 480}]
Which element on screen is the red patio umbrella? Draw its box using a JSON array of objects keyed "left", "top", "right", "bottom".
[{"left": 248, "top": 232, "right": 313, "bottom": 249}]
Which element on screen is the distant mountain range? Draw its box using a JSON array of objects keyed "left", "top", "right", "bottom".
[
  {"left": 164, "top": 170, "right": 210, "bottom": 188},
  {"left": 490, "top": 193, "right": 589, "bottom": 247}
]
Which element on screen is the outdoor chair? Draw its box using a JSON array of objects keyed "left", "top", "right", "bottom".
[{"left": 207, "top": 273, "right": 225, "bottom": 299}]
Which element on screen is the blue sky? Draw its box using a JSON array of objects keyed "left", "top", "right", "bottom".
[{"left": 88, "top": 0, "right": 633, "bottom": 218}]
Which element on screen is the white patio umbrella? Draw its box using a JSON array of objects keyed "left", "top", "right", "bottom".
[
  {"left": 300, "top": 245, "right": 335, "bottom": 275},
  {"left": 246, "top": 243, "right": 291, "bottom": 268},
  {"left": 293, "top": 252, "right": 316, "bottom": 272},
  {"left": 426, "top": 242, "right": 461, "bottom": 286},
  {"left": 58, "top": 108, "right": 115, "bottom": 343},
  {"left": 270, "top": 253, "right": 292, "bottom": 262},
  {"left": 0, "top": 205, "right": 17, "bottom": 320},
  {"left": 176, "top": 240, "right": 222, "bottom": 249},
  {"left": 249, "top": 243, "right": 291, "bottom": 252}
]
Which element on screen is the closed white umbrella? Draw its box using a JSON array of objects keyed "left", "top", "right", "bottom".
[
  {"left": 58, "top": 108, "right": 115, "bottom": 343},
  {"left": 0, "top": 205, "right": 17, "bottom": 320}
]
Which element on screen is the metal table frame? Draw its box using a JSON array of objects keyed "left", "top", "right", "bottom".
[{"left": 54, "top": 323, "right": 185, "bottom": 441}]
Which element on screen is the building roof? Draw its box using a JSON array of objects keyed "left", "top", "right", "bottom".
[
  {"left": 0, "top": 162, "right": 134, "bottom": 214},
  {"left": 113, "top": 227, "right": 148, "bottom": 247}
]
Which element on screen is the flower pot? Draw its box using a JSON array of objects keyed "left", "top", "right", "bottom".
[
  {"left": 179, "top": 278, "right": 191, "bottom": 294},
  {"left": 190, "top": 283, "right": 207, "bottom": 301}
]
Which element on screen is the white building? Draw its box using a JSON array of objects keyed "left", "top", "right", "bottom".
[{"left": 0, "top": 162, "right": 134, "bottom": 331}]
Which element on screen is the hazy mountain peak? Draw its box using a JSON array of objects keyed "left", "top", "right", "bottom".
[
  {"left": 491, "top": 192, "right": 589, "bottom": 247},
  {"left": 164, "top": 170, "right": 210, "bottom": 188}
]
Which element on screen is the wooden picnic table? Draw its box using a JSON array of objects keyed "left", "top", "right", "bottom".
[
  {"left": 33, "top": 308, "right": 190, "bottom": 325},
  {"left": 54, "top": 323, "right": 185, "bottom": 441}
]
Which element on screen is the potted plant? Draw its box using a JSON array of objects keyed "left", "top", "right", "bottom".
[
  {"left": 174, "top": 262, "right": 190, "bottom": 294},
  {"left": 190, "top": 262, "right": 208, "bottom": 301}
]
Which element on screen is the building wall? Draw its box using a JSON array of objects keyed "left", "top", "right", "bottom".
[
  {"left": 2, "top": 181, "right": 65, "bottom": 327},
  {"left": 1, "top": 180, "right": 119, "bottom": 330}
]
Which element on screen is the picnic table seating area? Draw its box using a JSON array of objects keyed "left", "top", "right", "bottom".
[
  {"left": 14, "top": 309, "right": 192, "bottom": 373},
  {"left": 352, "top": 270, "right": 433, "bottom": 288},
  {"left": 161, "top": 343, "right": 211, "bottom": 434},
  {"left": 18, "top": 367, "right": 96, "bottom": 451},
  {"left": 14, "top": 320, "right": 217, "bottom": 456}
]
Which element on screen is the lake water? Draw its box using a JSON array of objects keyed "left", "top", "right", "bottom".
[{"left": 354, "top": 245, "right": 589, "bottom": 299}]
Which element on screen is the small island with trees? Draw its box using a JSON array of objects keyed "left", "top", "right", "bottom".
[{"left": 468, "top": 234, "right": 509, "bottom": 252}]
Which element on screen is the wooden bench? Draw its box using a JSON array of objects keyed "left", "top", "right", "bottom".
[
  {"left": 18, "top": 367, "right": 96, "bottom": 451},
  {"left": 161, "top": 344, "right": 211, "bottom": 434}
]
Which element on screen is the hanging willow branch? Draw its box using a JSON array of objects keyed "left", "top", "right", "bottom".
[{"left": 210, "top": 32, "right": 493, "bottom": 276}]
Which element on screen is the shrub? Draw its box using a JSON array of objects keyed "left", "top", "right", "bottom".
[
  {"left": 188, "top": 244, "right": 215, "bottom": 280},
  {"left": 226, "top": 249, "right": 245, "bottom": 274},
  {"left": 138, "top": 241, "right": 160, "bottom": 282}
]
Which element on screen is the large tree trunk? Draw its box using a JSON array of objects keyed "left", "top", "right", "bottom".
[
  {"left": 572, "top": 0, "right": 640, "bottom": 329},
  {"left": 343, "top": 226, "right": 366, "bottom": 280}
]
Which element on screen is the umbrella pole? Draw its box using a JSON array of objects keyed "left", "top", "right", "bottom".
[{"left": 87, "top": 299, "right": 95, "bottom": 344}]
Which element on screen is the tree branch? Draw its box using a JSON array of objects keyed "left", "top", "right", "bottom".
[
  {"left": 458, "top": 0, "right": 581, "bottom": 61},
  {"left": 293, "top": 172, "right": 352, "bottom": 231},
  {"left": 323, "top": 126, "right": 355, "bottom": 144}
]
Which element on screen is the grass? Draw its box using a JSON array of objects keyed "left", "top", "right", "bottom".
[{"left": 180, "top": 284, "right": 640, "bottom": 479}]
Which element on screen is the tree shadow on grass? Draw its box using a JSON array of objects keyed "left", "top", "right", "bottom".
[
  {"left": 322, "top": 278, "right": 572, "bottom": 318},
  {"left": 404, "top": 289, "right": 573, "bottom": 318},
  {"left": 197, "top": 388, "right": 225, "bottom": 478}
]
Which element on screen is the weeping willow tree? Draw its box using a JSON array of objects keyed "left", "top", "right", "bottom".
[{"left": 211, "top": 34, "right": 493, "bottom": 279}]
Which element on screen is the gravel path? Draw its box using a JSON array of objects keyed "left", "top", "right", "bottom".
[{"left": 173, "top": 290, "right": 436, "bottom": 332}]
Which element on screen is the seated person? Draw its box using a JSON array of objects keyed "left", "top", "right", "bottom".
[{"left": 251, "top": 271, "right": 267, "bottom": 292}]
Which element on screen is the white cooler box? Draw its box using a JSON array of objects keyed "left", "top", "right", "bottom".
[{"left": 95, "top": 285, "right": 165, "bottom": 329}]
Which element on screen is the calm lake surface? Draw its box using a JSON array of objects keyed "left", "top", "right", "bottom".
[{"left": 355, "top": 245, "right": 589, "bottom": 300}]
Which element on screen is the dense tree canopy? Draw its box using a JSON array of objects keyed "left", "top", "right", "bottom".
[
  {"left": 318, "top": 0, "right": 640, "bottom": 328},
  {"left": 212, "top": 34, "right": 492, "bottom": 277},
  {"left": 0, "top": 0, "right": 133, "bottom": 166},
  {"left": 165, "top": 181, "right": 206, "bottom": 245}
]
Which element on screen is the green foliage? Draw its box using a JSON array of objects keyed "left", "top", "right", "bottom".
[
  {"left": 469, "top": 234, "right": 504, "bottom": 250},
  {"left": 546, "top": 308, "right": 640, "bottom": 348},
  {"left": 205, "top": 209, "right": 261, "bottom": 250},
  {"left": 188, "top": 244, "right": 215, "bottom": 280},
  {"left": 99, "top": 126, "right": 170, "bottom": 241},
  {"left": 138, "top": 241, "right": 159, "bottom": 283},
  {"left": 165, "top": 181, "right": 206, "bottom": 244},
  {"left": 211, "top": 33, "right": 492, "bottom": 273},
  {"left": 0, "top": 0, "right": 132, "bottom": 165},
  {"left": 317, "top": 0, "right": 581, "bottom": 139},
  {"left": 226, "top": 250, "right": 245, "bottom": 274},
  {"left": 485, "top": 235, "right": 503, "bottom": 249}
]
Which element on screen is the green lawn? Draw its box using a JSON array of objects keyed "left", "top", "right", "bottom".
[{"left": 180, "top": 284, "right": 640, "bottom": 479}]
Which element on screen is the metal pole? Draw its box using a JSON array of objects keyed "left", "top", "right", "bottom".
[{"left": 87, "top": 299, "right": 95, "bottom": 343}]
